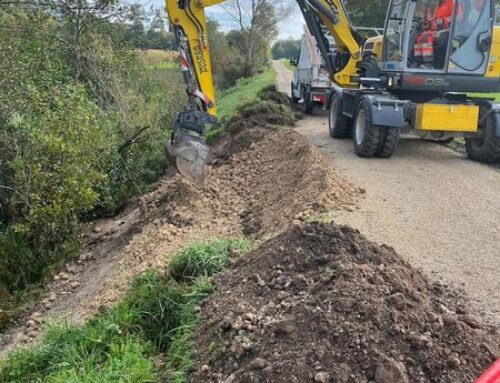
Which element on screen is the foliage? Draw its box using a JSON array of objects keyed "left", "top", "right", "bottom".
[
  {"left": 221, "top": 0, "right": 290, "bottom": 76},
  {"left": 121, "top": 6, "right": 176, "bottom": 50},
  {"left": 207, "top": 20, "right": 246, "bottom": 89},
  {"left": 347, "top": 0, "right": 390, "bottom": 28},
  {"left": 272, "top": 38, "right": 301, "bottom": 60},
  {"left": 169, "top": 239, "right": 251, "bottom": 283},
  {"left": 0, "top": 239, "right": 250, "bottom": 383},
  {"left": 0, "top": 5, "right": 185, "bottom": 328}
]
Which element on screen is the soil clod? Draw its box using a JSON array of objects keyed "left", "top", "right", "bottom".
[{"left": 190, "top": 222, "right": 499, "bottom": 383}]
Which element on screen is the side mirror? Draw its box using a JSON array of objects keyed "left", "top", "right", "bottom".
[{"left": 478, "top": 32, "right": 492, "bottom": 53}]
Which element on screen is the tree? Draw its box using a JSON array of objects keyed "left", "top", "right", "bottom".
[
  {"left": 145, "top": 8, "right": 176, "bottom": 49},
  {"left": 207, "top": 20, "right": 245, "bottom": 88},
  {"left": 221, "top": 0, "right": 295, "bottom": 76},
  {"left": 345, "top": 0, "right": 389, "bottom": 28},
  {"left": 272, "top": 38, "right": 300, "bottom": 60}
]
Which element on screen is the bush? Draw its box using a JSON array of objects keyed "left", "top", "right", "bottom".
[
  {"left": 0, "top": 7, "right": 185, "bottom": 324},
  {"left": 1, "top": 83, "right": 109, "bottom": 289}
]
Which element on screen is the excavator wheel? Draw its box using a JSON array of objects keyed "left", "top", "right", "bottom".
[
  {"left": 465, "top": 113, "right": 500, "bottom": 164},
  {"left": 328, "top": 92, "right": 351, "bottom": 138},
  {"left": 376, "top": 127, "right": 400, "bottom": 158},
  {"left": 353, "top": 96, "right": 383, "bottom": 158}
]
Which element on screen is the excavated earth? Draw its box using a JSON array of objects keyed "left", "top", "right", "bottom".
[
  {"left": 0, "top": 114, "right": 360, "bottom": 356},
  {"left": 190, "top": 222, "right": 499, "bottom": 383}
]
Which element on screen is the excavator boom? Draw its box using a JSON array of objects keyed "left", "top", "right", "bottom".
[
  {"left": 165, "top": 0, "right": 364, "bottom": 181},
  {"left": 166, "top": 0, "right": 500, "bottom": 178}
]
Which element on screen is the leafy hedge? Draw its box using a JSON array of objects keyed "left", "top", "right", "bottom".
[{"left": 0, "top": 7, "right": 185, "bottom": 327}]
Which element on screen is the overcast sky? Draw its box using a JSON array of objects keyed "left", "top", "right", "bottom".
[{"left": 147, "top": 0, "right": 305, "bottom": 40}]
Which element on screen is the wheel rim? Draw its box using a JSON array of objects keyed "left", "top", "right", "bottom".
[
  {"left": 355, "top": 108, "right": 367, "bottom": 145},
  {"left": 329, "top": 97, "right": 338, "bottom": 130}
]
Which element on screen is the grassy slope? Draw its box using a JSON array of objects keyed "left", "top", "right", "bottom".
[
  {"left": 205, "top": 68, "right": 276, "bottom": 143},
  {"left": 216, "top": 69, "right": 276, "bottom": 118},
  {"left": 0, "top": 239, "right": 251, "bottom": 383}
]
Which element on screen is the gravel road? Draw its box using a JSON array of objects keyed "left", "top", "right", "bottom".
[{"left": 272, "top": 60, "right": 500, "bottom": 324}]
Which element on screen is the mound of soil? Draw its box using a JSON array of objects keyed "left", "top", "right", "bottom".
[
  {"left": 190, "top": 222, "right": 499, "bottom": 383},
  {"left": 208, "top": 129, "right": 359, "bottom": 237},
  {"left": 1, "top": 121, "right": 359, "bottom": 354}
]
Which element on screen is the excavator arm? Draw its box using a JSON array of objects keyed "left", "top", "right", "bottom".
[
  {"left": 165, "top": 0, "right": 364, "bottom": 181},
  {"left": 295, "top": 0, "right": 362, "bottom": 87}
]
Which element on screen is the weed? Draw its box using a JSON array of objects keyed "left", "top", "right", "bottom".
[{"left": 168, "top": 238, "right": 251, "bottom": 283}]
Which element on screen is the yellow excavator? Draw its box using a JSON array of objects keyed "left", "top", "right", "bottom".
[{"left": 165, "top": 0, "right": 500, "bottom": 181}]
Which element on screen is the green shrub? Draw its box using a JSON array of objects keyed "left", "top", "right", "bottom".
[{"left": 0, "top": 8, "right": 185, "bottom": 312}]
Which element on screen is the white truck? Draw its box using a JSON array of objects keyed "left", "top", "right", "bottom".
[{"left": 290, "top": 26, "right": 334, "bottom": 114}]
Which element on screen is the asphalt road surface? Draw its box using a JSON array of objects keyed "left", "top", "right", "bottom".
[{"left": 272, "top": 60, "right": 500, "bottom": 324}]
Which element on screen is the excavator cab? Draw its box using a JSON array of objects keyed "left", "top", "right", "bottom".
[{"left": 382, "top": 0, "right": 495, "bottom": 76}]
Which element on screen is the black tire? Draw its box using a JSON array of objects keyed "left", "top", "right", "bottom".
[
  {"left": 465, "top": 113, "right": 500, "bottom": 163},
  {"left": 328, "top": 92, "right": 351, "bottom": 138},
  {"left": 353, "top": 96, "right": 383, "bottom": 158},
  {"left": 302, "top": 87, "right": 313, "bottom": 115},
  {"left": 376, "top": 127, "right": 400, "bottom": 158},
  {"left": 290, "top": 82, "right": 299, "bottom": 104}
]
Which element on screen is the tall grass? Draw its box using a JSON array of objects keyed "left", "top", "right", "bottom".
[
  {"left": 216, "top": 69, "right": 276, "bottom": 118},
  {"left": 0, "top": 238, "right": 251, "bottom": 383}
]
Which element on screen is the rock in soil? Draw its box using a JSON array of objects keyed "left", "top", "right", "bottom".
[{"left": 190, "top": 222, "right": 499, "bottom": 383}]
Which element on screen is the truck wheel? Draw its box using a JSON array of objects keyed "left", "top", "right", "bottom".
[
  {"left": 353, "top": 96, "right": 382, "bottom": 158},
  {"left": 328, "top": 92, "right": 351, "bottom": 138},
  {"left": 302, "top": 88, "right": 313, "bottom": 115},
  {"left": 290, "top": 82, "right": 299, "bottom": 104},
  {"left": 376, "top": 127, "right": 400, "bottom": 158},
  {"left": 465, "top": 113, "right": 500, "bottom": 163}
]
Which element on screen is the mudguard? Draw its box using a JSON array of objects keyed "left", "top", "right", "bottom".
[{"left": 364, "top": 94, "right": 407, "bottom": 129}]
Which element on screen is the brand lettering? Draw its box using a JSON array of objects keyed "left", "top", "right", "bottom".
[{"left": 193, "top": 46, "right": 208, "bottom": 74}]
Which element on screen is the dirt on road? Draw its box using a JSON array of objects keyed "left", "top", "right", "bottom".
[
  {"left": 0, "top": 93, "right": 359, "bottom": 356},
  {"left": 190, "top": 222, "right": 499, "bottom": 383},
  {"left": 272, "top": 60, "right": 500, "bottom": 325}
]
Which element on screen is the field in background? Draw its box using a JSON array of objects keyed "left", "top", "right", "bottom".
[{"left": 139, "top": 49, "right": 179, "bottom": 69}]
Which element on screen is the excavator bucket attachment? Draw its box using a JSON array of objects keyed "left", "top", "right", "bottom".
[
  {"left": 166, "top": 129, "right": 209, "bottom": 182},
  {"left": 166, "top": 108, "right": 215, "bottom": 183}
]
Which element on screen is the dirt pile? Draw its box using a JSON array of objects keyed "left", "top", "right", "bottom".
[
  {"left": 209, "top": 129, "right": 359, "bottom": 237},
  {"left": 190, "top": 222, "right": 499, "bottom": 383},
  {"left": 1, "top": 122, "right": 359, "bottom": 354}
]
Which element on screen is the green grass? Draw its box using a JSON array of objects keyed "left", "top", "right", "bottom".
[
  {"left": 145, "top": 61, "right": 179, "bottom": 70},
  {"left": 216, "top": 69, "right": 276, "bottom": 119},
  {"left": 205, "top": 68, "right": 276, "bottom": 142},
  {"left": 279, "top": 58, "right": 294, "bottom": 71},
  {"left": 468, "top": 93, "right": 500, "bottom": 101},
  {"left": 0, "top": 238, "right": 251, "bottom": 383}
]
